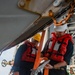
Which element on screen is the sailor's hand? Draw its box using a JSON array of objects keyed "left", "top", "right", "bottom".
[{"left": 45, "top": 64, "right": 53, "bottom": 69}]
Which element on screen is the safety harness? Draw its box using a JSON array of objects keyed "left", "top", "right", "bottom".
[
  {"left": 21, "top": 41, "right": 37, "bottom": 62},
  {"left": 44, "top": 32, "right": 73, "bottom": 62}
]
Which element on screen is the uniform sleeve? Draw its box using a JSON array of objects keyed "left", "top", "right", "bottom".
[
  {"left": 64, "top": 40, "right": 74, "bottom": 65},
  {"left": 11, "top": 44, "right": 27, "bottom": 72}
]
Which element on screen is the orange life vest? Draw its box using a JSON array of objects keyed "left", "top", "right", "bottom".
[
  {"left": 21, "top": 41, "right": 37, "bottom": 62},
  {"left": 44, "top": 33, "right": 73, "bottom": 62}
]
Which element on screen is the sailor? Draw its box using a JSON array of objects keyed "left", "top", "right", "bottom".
[
  {"left": 42, "top": 24, "right": 74, "bottom": 75},
  {"left": 9, "top": 33, "right": 41, "bottom": 75}
]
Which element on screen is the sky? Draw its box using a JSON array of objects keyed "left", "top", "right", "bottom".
[{"left": 0, "top": 46, "right": 16, "bottom": 75}]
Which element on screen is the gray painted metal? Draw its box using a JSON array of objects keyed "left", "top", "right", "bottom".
[
  {"left": 0, "top": 0, "right": 40, "bottom": 51},
  {"left": 18, "top": 0, "right": 54, "bottom": 14},
  {"left": 0, "top": 0, "right": 72, "bottom": 52}
]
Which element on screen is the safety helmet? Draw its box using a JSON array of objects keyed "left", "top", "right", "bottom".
[
  {"left": 54, "top": 24, "right": 68, "bottom": 32},
  {"left": 33, "top": 33, "right": 41, "bottom": 42}
]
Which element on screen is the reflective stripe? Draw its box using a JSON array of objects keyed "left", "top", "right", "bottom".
[
  {"left": 48, "top": 41, "right": 52, "bottom": 48},
  {"left": 31, "top": 48, "right": 37, "bottom": 54},
  {"left": 54, "top": 42, "right": 60, "bottom": 51}
]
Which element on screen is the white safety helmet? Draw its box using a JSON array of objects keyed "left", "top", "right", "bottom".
[{"left": 54, "top": 24, "right": 68, "bottom": 32}]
